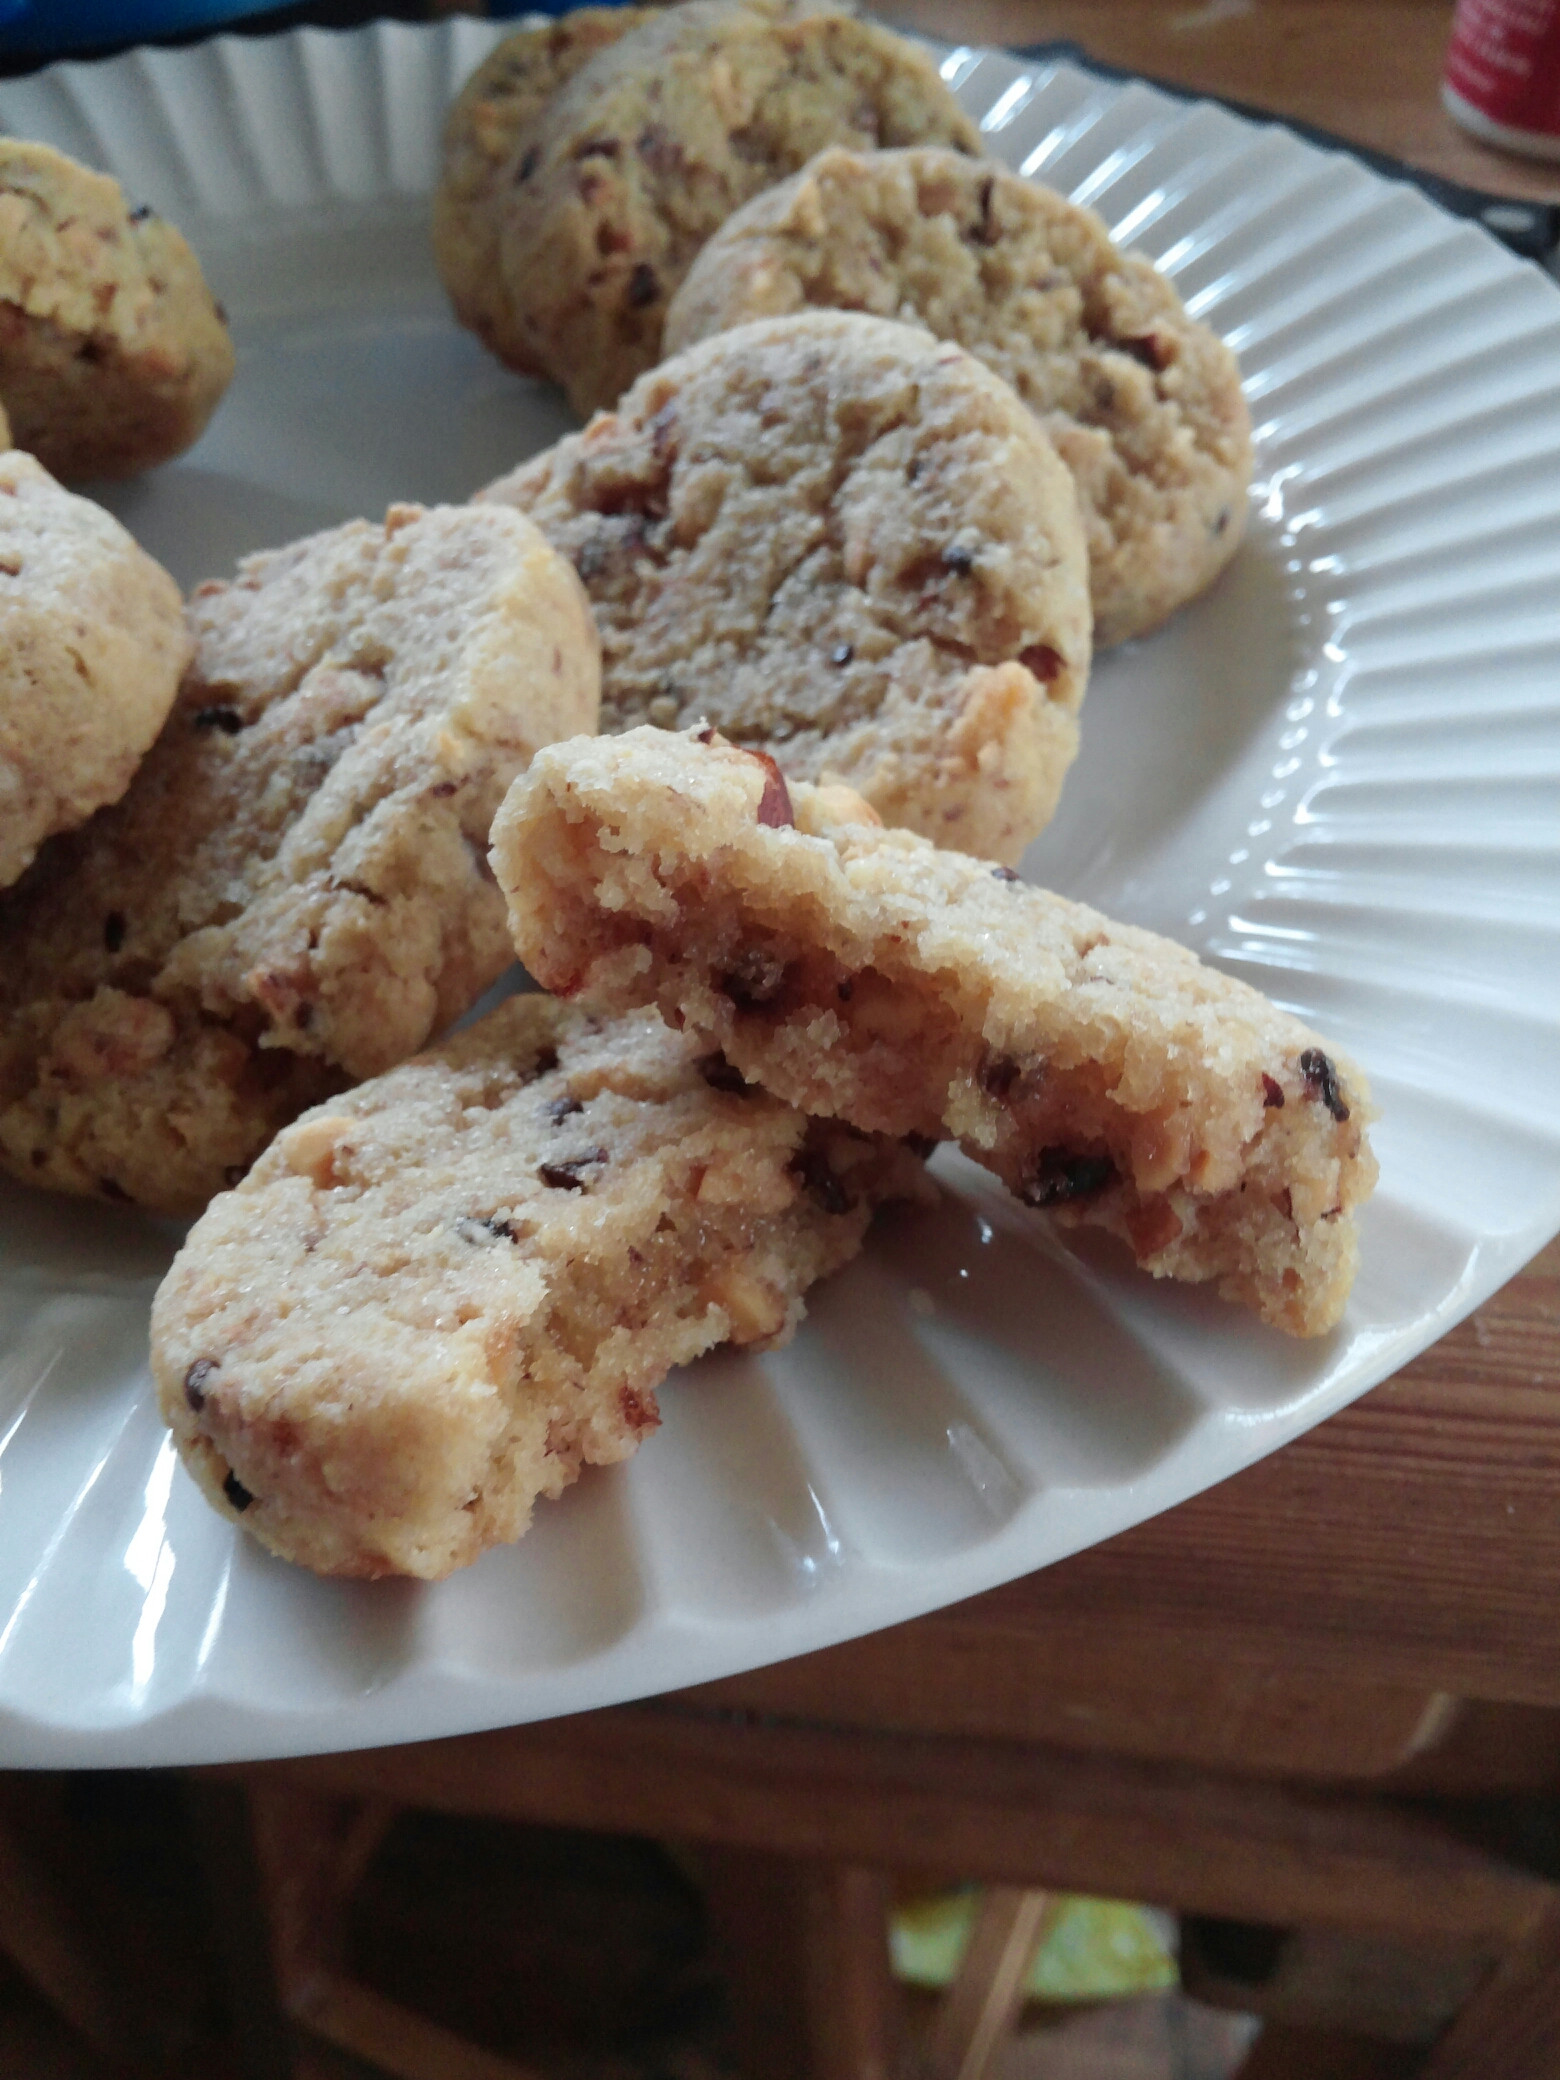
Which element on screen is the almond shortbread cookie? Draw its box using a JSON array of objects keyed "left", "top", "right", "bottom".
[
  {"left": 151, "top": 994, "right": 927, "bottom": 1578},
  {"left": 0, "top": 451, "right": 190, "bottom": 889},
  {"left": 485, "top": 2, "right": 980, "bottom": 415},
  {"left": 0, "top": 500, "right": 598, "bottom": 1216},
  {"left": 434, "top": 6, "right": 659, "bottom": 372},
  {"left": 481, "top": 312, "right": 1090, "bottom": 862},
  {"left": 0, "top": 139, "right": 234, "bottom": 480},
  {"left": 494, "top": 729, "right": 1378, "bottom": 1337},
  {"left": 666, "top": 147, "right": 1253, "bottom": 647}
]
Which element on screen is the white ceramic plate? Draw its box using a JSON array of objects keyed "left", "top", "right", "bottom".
[{"left": 1, "top": 20, "right": 1557, "bottom": 1766}]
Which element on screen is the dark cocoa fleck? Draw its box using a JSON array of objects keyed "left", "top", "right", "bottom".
[
  {"left": 193, "top": 705, "right": 245, "bottom": 734},
  {"left": 1120, "top": 332, "right": 1172, "bottom": 372},
  {"left": 29, "top": 1149, "right": 45, "bottom": 1169},
  {"left": 971, "top": 173, "right": 997, "bottom": 246},
  {"left": 1020, "top": 1149, "right": 1118, "bottom": 1207},
  {"left": 428, "top": 779, "right": 458, "bottom": 798},
  {"left": 184, "top": 1358, "right": 217, "bottom": 1412},
  {"left": 1093, "top": 376, "right": 1117, "bottom": 413},
  {"left": 103, "top": 911, "right": 126, "bottom": 954},
  {"left": 1019, "top": 643, "right": 1063, "bottom": 683},
  {"left": 980, "top": 1054, "right": 1020, "bottom": 1099},
  {"left": 789, "top": 1145, "right": 854, "bottom": 1216},
  {"left": 539, "top": 1148, "right": 609, "bottom": 1191},
  {"left": 720, "top": 946, "right": 788, "bottom": 1009},
  {"left": 223, "top": 1165, "right": 246, "bottom": 1188},
  {"left": 697, "top": 1053, "right": 749, "bottom": 1094},
  {"left": 941, "top": 541, "right": 977, "bottom": 575},
  {"left": 906, "top": 456, "right": 922, "bottom": 483},
  {"left": 1274, "top": 1187, "right": 1294, "bottom": 1221},
  {"left": 831, "top": 643, "right": 854, "bottom": 666},
  {"left": 517, "top": 145, "right": 541, "bottom": 182},
  {"left": 1299, "top": 1047, "right": 1350, "bottom": 1122},
  {"left": 1262, "top": 1074, "right": 1285, "bottom": 1109},
  {"left": 533, "top": 1045, "right": 560, "bottom": 1075},
  {"left": 636, "top": 123, "right": 684, "bottom": 176},
  {"left": 546, "top": 1095, "right": 583, "bottom": 1123},
  {"left": 1213, "top": 508, "right": 1231, "bottom": 536},
  {"left": 98, "top": 1177, "right": 130, "bottom": 1203},
  {"left": 627, "top": 261, "right": 660, "bottom": 308},
  {"left": 836, "top": 978, "right": 854, "bottom": 1002},
  {"left": 222, "top": 1471, "right": 254, "bottom": 1513},
  {"left": 574, "top": 137, "right": 620, "bottom": 160},
  {"left": 128, "top": 203, "right": 154, "bottom": 223},
  {"left": 903, "top": 1131, "right": 942, "bottom": 1160},
  {"left": 992, "top": 865, "right": 1021, "bottom": 883}
]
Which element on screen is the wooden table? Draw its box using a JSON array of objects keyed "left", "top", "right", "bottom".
[{"left": 202, "top": 8, "right": 1560, "bottom": 2079}]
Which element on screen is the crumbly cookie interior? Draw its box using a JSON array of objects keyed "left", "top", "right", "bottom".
[
  {"left": 495, "top": 729, "right": 1377, "bottom": 1337},
  {"left": 151, "top": 997, "right": 924, "bottom": 1578}
]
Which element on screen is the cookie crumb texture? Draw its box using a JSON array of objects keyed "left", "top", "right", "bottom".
[
  {"left": 495, "top": 730, "right": 1378, "bottom": 1337},
  {"left": 434, "top": 6, "right": 660, "bottom": 371},
  {"left": 0, "top": 140, "right": 234, "bottom": 480},
  {"left": 0, "top": 451, "right": 190, "bottom": 889},
  {"left": 483, "top": 311, "right": 1091, "bottom": 863},
  {"left": 0, "top": 501, "right": 599, "bottom": 1216},
  {"left": 150, "top": 996, "right": 926, "bottom": 1578},
  {"left": 486, "top": 2, "right": 980, "bottom": 414},
  {"left": 666, "top": 147, "right": 1253, "bottom": 647}
]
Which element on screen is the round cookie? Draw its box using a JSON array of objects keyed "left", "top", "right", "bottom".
[
  {"left": 480, "top": 310, "right": 1091, "bottom": 863},
  {"left": 434, "top": 6, "right": 660, "bottom": 371},
  {"left": 487, "top": 3, "right": 981, "bottom": 416},
  {"left": 151, "top": 995, "right": 926, "bottom": 1578},
  {"left": 665, "top": 147, "right": 1253, "bottom": 647},
  {"left": 0, "top": 451, "right": 190, "bottom": 890},
  {"left": 0, "top": 139, "right": 234, "bottom": 481},
  {"left": 0, "top": 499, "right": 599, "bottom": 1216}
]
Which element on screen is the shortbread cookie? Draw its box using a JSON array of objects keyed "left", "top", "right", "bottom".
[
  {"left": 481, "top": 312, "right": 1090, "bottom": 862},
  {"left": 0, "top": 500, "right": 599, "bottom": 1216},
  {"left": 494, "top": 729, "right": 1378, "bottom": 1336},
  {"left": 435, "top": 7, "right": 659, "bottom": 371},
  {"left": 666, "top": 148, "right": 1253, "bottom": 647},
  {"left": 0, "top": 139, "right": 234, "bottom": 480},
  {"left": 151, "top": 994, "right": 927, "bottom": 1578},
  {"left": 485, "top": 3, "right": 980, "bottom": 415},
  {"left": 0, "top": 452, "right": 190, "bottom": 889}
]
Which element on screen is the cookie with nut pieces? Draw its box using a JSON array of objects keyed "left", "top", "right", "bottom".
[
  {"left": 482, "top": 310, "right": 1091, "bottom": 863},
  {"left": 666, "top": 146, "right": 1253, "bottom": 646},
  {"left": 0, "top": 138, "right": 234, "bottom": 480},
  {"left": 493, "top": 726, "right": 1378, "bottom": 1337},
  {"left": 0, "top": 498, "right": 599, "bottom": 1216},
  {"left": 150, "top": 992, "right": 929, "bottom": 1578}
]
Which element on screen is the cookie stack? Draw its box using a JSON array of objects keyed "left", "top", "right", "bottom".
[{"left": 0, "top": 4, "right": 1374, "bottom": 1586}]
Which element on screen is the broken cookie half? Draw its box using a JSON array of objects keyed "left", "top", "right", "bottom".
[
  {"left": 151, "top": 994, "right": 928, "bottom": 1579},
  {"left": 493, "top": 727, "right": 1378, "bottom": 1337}
]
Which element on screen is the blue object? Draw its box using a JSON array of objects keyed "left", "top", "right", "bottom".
[{"left": 0, "top": 3, "right": 262, "bottom": 52}]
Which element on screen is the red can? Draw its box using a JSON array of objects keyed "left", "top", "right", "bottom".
[{"left": 1443, "top": 0, "right": 1560, "bottom": 160}]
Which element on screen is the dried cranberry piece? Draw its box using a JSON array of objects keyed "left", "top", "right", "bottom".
[
  {"left": 1262, "top": 1074, "right": 1285, "bottom": 1109},
  {"left": 740, "top": 748, "right": 794, "bottom": 828},
  {"left": 1018, "top": 644, "right": 1063, "bottom": 683},
  {"left": 193, "top": 705, "right": 245, "bottom": 734}
]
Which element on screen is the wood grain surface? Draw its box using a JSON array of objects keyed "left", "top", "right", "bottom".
[{"left": 874, "top": 0, "right": 1560, "bottom": 202}]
